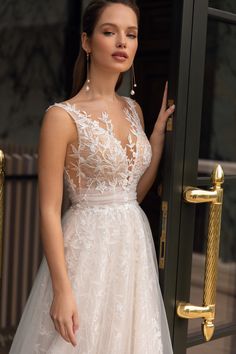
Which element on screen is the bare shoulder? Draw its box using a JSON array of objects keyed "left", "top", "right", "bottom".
[
  {"left": 41, "top": 105, "right": 77, "bottom": 143},
  {"left": 43, "top": 104, "right": 72, "bottom": 125}
]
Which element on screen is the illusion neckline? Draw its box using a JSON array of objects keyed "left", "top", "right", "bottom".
[
  {"left": 54, "top": 97, "right": 139, "bottom": 179},
  {"left": 60, "top": 95, "right": 131, "bottom": 118}
]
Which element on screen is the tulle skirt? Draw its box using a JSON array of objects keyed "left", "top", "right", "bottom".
[{"left": 9, "top": 197, "right": 173, "bottom": 353}]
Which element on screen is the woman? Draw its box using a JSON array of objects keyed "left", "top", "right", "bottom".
[{"left": 10, "top": 0, "right": 175, "bottom": 353}]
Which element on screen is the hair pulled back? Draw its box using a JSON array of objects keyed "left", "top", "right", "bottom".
[{"left": 70, "top": 0, "right": 140, "bottom": 97}]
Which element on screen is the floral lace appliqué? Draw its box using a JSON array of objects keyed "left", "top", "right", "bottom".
[{"left": 48, "top": 97, "right": 152, "bottom": 202}]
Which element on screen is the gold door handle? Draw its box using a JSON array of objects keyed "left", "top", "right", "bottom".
[
  {"left": 176, "top": 164, "right": 224, "bottom": 341},
  {"left": 0, "top": 150, "right": 5, "bottom": 280}
]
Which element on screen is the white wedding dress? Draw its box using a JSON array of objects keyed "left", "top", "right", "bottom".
[{"left": 9, "top": 96, "right": 173, "bottom": 353}]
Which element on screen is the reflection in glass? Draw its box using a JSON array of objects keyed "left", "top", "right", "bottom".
[
  {"left": 209, "top": 0, "right": 236, "bottom": 12},
  {"left": 188, "top": 180, "right": 236, "bottom": 336},
  {"left": 198, "top": 19, "right": 236, "bottom": 175},
  {"left": 187, "top": 334, "right": 236, "bottom": 354},
  {"left": 198, "top": 159, "right": 236, "bottom": 176}
]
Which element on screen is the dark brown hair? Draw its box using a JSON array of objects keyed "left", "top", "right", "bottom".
[{"left": 70, "top": 0, "right": 140, "bottom": 97}]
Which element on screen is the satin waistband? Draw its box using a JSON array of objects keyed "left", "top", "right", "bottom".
[{"left": 70, "top": 189, "right": 137, "bottom": 207}]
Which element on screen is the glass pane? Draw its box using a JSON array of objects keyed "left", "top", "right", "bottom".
[
  {"left": 209, "top": 0, "right": 236, "bottom": 13},
  {"left": 187, "top": 334, "right": 236, "bottom": 354},
  {"left": 188, "top": 179, "right": 236, "bottom": 336},
  {"left": 198, "top": 19, "right": 236, "bottom": 176}
]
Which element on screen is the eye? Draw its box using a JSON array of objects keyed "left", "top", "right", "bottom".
[
  {"left": 103, "top": 31, "right": 114, "bottom": 36},
  {"left": 127, "top": 33, "right": 137, "bottom": 39}
]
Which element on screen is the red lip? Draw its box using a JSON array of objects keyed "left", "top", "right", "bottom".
[{"left": 112, "top": 51, "right": 128, "bottom": 58}]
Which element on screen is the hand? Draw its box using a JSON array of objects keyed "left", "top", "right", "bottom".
[
  {"left": 50, "top": 288, "right": 79, "bottom": 346},
  {"left": 151, "top": 81, "right": 175, "bottom": 138}
]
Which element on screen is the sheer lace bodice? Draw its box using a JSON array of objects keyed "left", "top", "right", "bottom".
[{"left": 47, "top": 97, "right": 152, "bottom": 204}]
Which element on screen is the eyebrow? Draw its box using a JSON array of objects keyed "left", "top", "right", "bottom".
[{"left": 99, "top": 22, "right": 138, "bottom": 30}]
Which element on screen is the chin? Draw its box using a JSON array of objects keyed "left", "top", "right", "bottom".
[{"left": 108, "top": 62, "right": 132, "bottom": 73}]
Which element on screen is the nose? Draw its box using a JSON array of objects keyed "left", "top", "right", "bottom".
[
  {"left": 117, "top": 41, "right": 127, "bottom": 49},
  {"left": 116, "top": 35, "right": 127, "bottom": 48}
]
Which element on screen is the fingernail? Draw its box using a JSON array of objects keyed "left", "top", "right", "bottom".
[{"left": 171, "top": 104, "right": 175, "bottom": 109}]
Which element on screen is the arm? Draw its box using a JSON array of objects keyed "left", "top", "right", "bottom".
[
  {"left": 136, "top": 82, "right": 175, "bottom": 203},
  {"left": 38, "top": 106, "right": 79, "bottom": 346}
]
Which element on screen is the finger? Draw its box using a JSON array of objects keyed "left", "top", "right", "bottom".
[
  {"left": 166, "top": 104, "right": 175, "bottom": 116},
  {"left": 72, "top": 312, "right": 80, "bottom": 334},
  {"left": 57, "top": 321, "right": 70, "bottom": 343},
  {"left": 159, "top": 105, "right": 175, "bottom": 128},
  {"left": 161, "top": 105, "right": 175, "bottom": 123},
  {"left": 66, "top": 321, "right": 77, "bottom": 347},
  {"left": 64, "top": 327, "right": 71, "bottom": 343},
  {"left": 161, "top": 81, "right": 168, "bottom": 111},
  {"left": 53, "top": 319, "right": 61, "bottom": 334}
]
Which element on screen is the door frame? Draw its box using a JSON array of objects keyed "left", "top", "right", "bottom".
[
  {"left": 159, "top": 0, "right": 200, "bottom": 334},
  {"left": 160, "top": 0, "right": 236, "bottom": 352}
]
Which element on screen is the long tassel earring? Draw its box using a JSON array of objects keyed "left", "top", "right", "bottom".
[
  {"left": 130, "top": 63, "right": 137, "bottom": 96},
  {"left": 85, "top": 52, "right": 90, "bottom": 92}
]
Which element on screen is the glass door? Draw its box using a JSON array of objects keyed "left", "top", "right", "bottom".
[
  {"left": 186, "top": 1, "right": 236, "bottom": 352},
  {"left": 159, "top": 0, "right": 236, "bottom": 353}
]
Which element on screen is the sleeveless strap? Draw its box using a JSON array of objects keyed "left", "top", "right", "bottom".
[
  {"left": 45, "top": 102, "right": 81, "bottom": 144},
  {"left": 122, "top": 96, "right": 143, "bottom": 131},
  {"left": 46, "top": 102, "right": 82, "bottom": 124}
]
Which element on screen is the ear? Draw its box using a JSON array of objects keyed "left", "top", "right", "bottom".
[{"left": 81, "top": 32, "right": 91, "bottom": 53}]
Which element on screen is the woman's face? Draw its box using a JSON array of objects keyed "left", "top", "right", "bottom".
[{"left": 84, "top": 3, "right": 138, "bottom": 74}]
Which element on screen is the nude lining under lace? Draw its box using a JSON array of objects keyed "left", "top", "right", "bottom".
[{"left": 61, "top": 98, "right": 139, "bottom": 173}]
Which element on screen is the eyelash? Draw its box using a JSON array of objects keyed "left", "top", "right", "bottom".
[
  {"left": 128, "top": 34, "right": 137, "bottom": 39},
  {"left": 103, "top": 31, "right": 137, "bottom": 39}
]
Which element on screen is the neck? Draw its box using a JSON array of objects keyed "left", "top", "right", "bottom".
[{"left": 82, "top": 63, "right": 121, "bottom": 102}]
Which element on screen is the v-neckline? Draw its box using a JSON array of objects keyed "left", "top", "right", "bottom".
[{"left": 57, "top": 98, "right": 139, "bottom": 175}]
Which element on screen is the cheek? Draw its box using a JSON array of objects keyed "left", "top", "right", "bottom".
[
  {"left": 92, "top": 35, "right": 111, "bottom": 54},
  {"left": 130, "top": 41, "right": 138, "bottom": 56}
]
